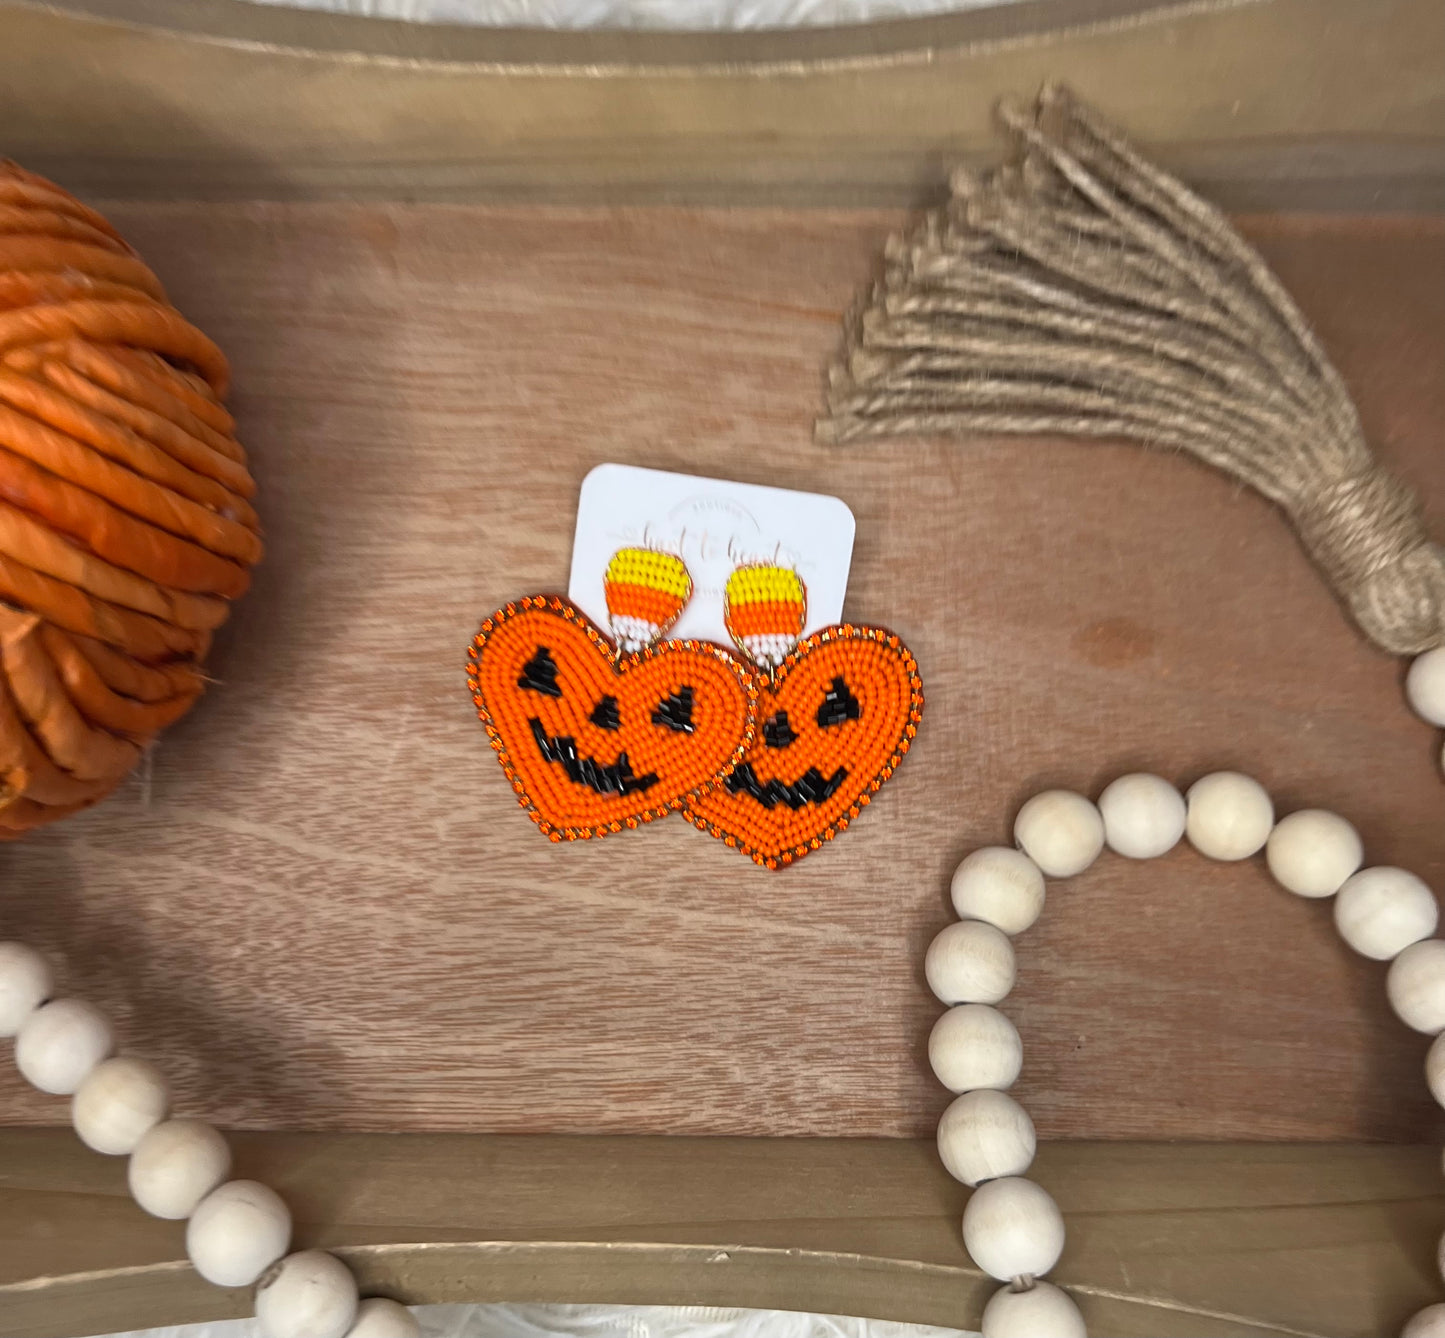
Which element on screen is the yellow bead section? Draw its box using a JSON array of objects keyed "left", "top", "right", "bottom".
[
  {"left": 604, "top": 548, "right": 691, "bottom": 602},
  {"left": 725, "top": 564, "right": 804, "bottom": 609}
]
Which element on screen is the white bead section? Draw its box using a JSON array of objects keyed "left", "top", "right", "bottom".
[
  {"left": 925, "top": 921, "right": 1016, "bottom": 1005},
  {"left": 346, "top": 1299, "right": 421, "bottom": 1338},
  {"left": 72, "top": 1056, "right": 170, "bottom": 1155},
  {"left": 129, "top": 1119, "right": 232, "bottom": 1220},
  {"left": 981, "top": 1281, "right": 1087, "bottom": 1338},
  {"left": 14, "top": 998, "right": 115, "bottom": 1095},
  {"left": 187, "top": 1180, "right": 292, "bottom": 1287},
  {"left": 1334, "top": 867, "right": 1438, "bottom": 961},
  {"left": 951, "top": 848, "right": 1047, "bottom": 936},
  {"left": 962, "top": 1176, "right": 1066, "bottom": 1282},
  {"left": 1265, "top": 809, "right": 1362, "bottom": 898},
  {"left": 1388, "top": 940, "right": 1445, "bottom": 1035},
  {"left": 929, "top": 1005, "right": 1022, "bottom": 1093},
  {"left": 1403, "top": 1303, "right": 1445, "bottom": 1338},
  {"left": 1013, "top": 791, "right": 1104, "bottom": 878},
  {"left": 938, "top": 1089, "right": 1036, "bottom": 1188},
  {"left": 1098, "top": 773, "right": 1186, "bottom": 859},
  {"left": 0, "top": 942, "right": 52, "bottom": 1037},
  {"left": 1406, "top": 647, "right": 1445, "bottom": 727},
  {"left": 255, "top": 1250, "right": 359, "bottom": 1338},
  {"left": 1185, "top": 772, "right": 1274, "bottom": 861}
]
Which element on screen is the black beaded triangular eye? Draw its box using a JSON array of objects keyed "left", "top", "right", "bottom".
[
  {"left": 652, "top": 686, "right": 695, "bottom": 733},
  {"left": 518, "top": 646, "right": 562, "bottom": 697},
  {"left": 590, "top": 695, "right": 621, "bottom": 731},
  {"left": 762, "top": 711, "right": 798, "bottom": 749},
  {"left": 817, "top": 677, "right": 861, "bottom": 728}
]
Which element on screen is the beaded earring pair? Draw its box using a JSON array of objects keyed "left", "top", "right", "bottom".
[{"left": 466, "top": 546, "right": 923, "bottom": 868}]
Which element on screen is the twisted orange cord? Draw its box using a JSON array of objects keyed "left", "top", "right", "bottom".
[{"left": 0, "top": 163, "right": 259, "bottom": 830}]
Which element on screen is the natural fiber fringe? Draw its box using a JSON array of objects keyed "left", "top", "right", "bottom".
[{"left": 819, "top": 85, "right": 1445, "bottom": 656}]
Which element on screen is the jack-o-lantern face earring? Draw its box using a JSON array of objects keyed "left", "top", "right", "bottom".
[
  {"left": 683, "top": 564, "right": 923, "bottom": 868},
  {"left": 467, "top": 548, "right": 757, "bottom": 841}
]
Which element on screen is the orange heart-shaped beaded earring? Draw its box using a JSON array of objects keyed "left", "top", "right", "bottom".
[
  {"left": 467, "top": 547, "right": 757, "bottom": 841},
  {"left": 684, "top": 563, "right": 922, "bottom": 868}
]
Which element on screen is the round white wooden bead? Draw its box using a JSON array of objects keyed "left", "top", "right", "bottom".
[
  {"left": 14, "top": 998, "right": 115, "bottom": 1095},
  {"left": 981, "top": 1281, "right": 1087, "bottom": 1338},
  {"left": 1013, "top": 791, "right": 1104, "bottom": 878},
  {"left": 1265, "top": 809, "right": 1362, "bottom": 898},
  {"left": 0, "top": 942, "right": 52, "bottom": 1037},
  {"left": 1098, "top": 773, "right": 1186, "bottom": 859},
  {"left": 1333, "top": 867, "right": 1438, "bottom": 961},
  {"left": 962, "top": 1176, "right": 1066, "bottom": 1282},
  {"left": 1406, "top": 647, "right": 1445, "bottom": 727},
  {"left": 951, "top": 848, "right": 1047, "bottom": 936},
  {"left": 929, "top": 1005, "right": 1022, "bottom": 1093},
  {"left": 938, "top": 1089, "right": 1036, "bottom": 1187},
  {"left": 925, "top": 921, "right": 1016, "bottom": 1005},
  {"left": 1185, "top": 771, "right": 1274, "bottom": 861},
  {"left": 1388, "top": 940, "right": 1445, "bottom": 1034},
  {"left": 129, "top": 1118, "right": 232, "bottom": 1219},
  {"left": 255, "top": 1250, "right": 359, "bottom": 1338},
  {"left": 1403, "top": 1303, "right": 1445, "bottom": 1338},
  {"left": 72, "top": 1056, "right": 170, "bottom": 1155},
  {"left": 187, "top": 1179, "right": 292, "bottom": 1288},
  {"left": 346, "top": 1299, "right": 421, "bottom": 1338},
  {"left": 1427, "top": 1033, "right": 1445, "bottom": 1109}
]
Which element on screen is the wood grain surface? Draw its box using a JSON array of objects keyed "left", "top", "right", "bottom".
[
  {"left": 2, "top": 0, "right": 1443, "bottom": 207},
  {"left": 0, "top": 206, "right": 1443, "bottom": 1143},
  {"left": 2, "top": 1131, "right": 1442, "bottom": 1338}
]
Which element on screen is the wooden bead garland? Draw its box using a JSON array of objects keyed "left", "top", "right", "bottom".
[
  {"left": 0, "top": 940, "right": 51, "bottom": 1034},
  {"left": 71, "top": 1054, "right": 169, "bottom": 1154},
  {"left": 255, "top": 1248, "right": 360, "bottom": 1338},
  {"left": 1097, "top": 772, "right": 1186, "bottom": 860},
  {"left": 1012, "top": 790, "right": 1103, "bottom": 878},
  {"left": 1335, "top": 868, "right": 1439, "bottom": 961},
  {"left": 928, "top": 1002, "right": 1023, "bottom": 1094},
  {"left": 1388, "top": 940, "right": 1445, "bottom": 1035},
  {"left": 925, "top": 919, "right": 1016, "bottom": 1006},
  {"left": 186, "top": 1178, "right": 292, "bottom": 1288},
  {"left": 0, "top": 943, "right": 418, "bottom": 1337},
  {"left": 129, "top": 1117, "right": 232, "bottom": 1220},
  {"left": 1183, "top": 771, "right": 1274, "bottom": 861},
  {"left": 936, "top": 1089, "right": 1036, "bottom": 1188},
  {"left": 1407, "top": 648, "right": 1445, "bottom": 728},
  {"left": 1402, "top": 649, "right": 1445, "bottom": 854},
  {"left": 1265, "top": 809, "right": 1363, "bottom": 899},
  {"left": 929, "top": 770, "right": 1445, "bottom": 1337},
  {"left": 6, "top": 767, "right": 1445, "bottom": 1335},
  {"left": 950, "top": 847, "right": 1046, "bottom": 935},
  {"left": 14, "top": 996, "right": 113, "bottom": 1093}
]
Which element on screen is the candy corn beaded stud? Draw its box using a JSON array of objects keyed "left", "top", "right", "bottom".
[{"left": 602, "top": 547, "right": 694, "bottom": 655}]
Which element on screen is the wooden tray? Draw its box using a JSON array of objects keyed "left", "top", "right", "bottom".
[{"left": 1, "top": 1, "right": 1443, "bottom": 1334}]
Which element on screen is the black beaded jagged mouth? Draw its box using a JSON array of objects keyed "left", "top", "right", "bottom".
[
  {"left": 725, "top": 761, "right": 848, "bottom": 810},
  {"left": 528, "top": 719, "right": 660, "bottom": 797}
]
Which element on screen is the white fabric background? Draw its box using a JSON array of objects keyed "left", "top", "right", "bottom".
[
  {"left": 239, "top": 0, "right": 1003, "bottom": 29},
  {"left": 110, "top": 1304, "right": 975, "bottom": 1338},
  {"left": 108, "top": 2, "right": 1008, "bottom": 1334}
]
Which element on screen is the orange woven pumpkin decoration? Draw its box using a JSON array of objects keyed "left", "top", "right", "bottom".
[{"left": 0, "top": 163, "right": 258, "bottom": 833}]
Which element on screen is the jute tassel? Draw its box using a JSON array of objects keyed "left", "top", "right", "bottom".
[{"left": 818, "top": 85, "right": 1445, "bottom": 656}]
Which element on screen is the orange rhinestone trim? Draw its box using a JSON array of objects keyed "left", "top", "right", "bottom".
[
  {"left": 682, "top": 623, "right": 923, "bottom": 869},
  {"left": 467, "top": 596, "right": 758, "bottom": 841}
]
